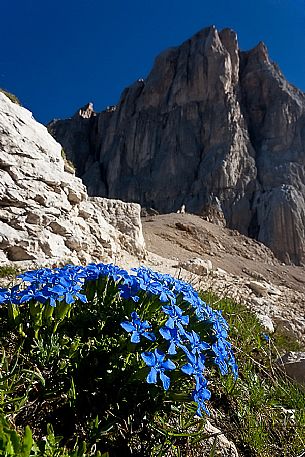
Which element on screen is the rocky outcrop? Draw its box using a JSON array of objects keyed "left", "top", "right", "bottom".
[
  {"left": 276, "top": 352, "right": 305, "bottom": 387},
  {"left": 203, "top": 420, "right": 239, "bottom": 456},
  {"left": 0, "top": 91, "right": 145, "bottom": 265},
  {"left": 49, "top": 26, "right": 305, "bottom": 265}
]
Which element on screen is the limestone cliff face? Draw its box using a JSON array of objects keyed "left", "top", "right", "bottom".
[
  {"left": 48, "top": 26, "right": 305, "bottom": 265},
  {"left": 0, "top": 92, "right": 145, "bottom": 265}
]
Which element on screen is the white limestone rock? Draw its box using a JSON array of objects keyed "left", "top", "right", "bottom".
[
  {"left": 179, "top": 258, "right": 213, "bottom": 276},
  {"left": 248, "top": 280, "right": 281, "bottom": 297},
  {"left": 248, "top": 281, "right": 269, "bottom": 297},
  {"left": 0, "top": 91, "right": 146, "bottom": 264},
  {"left": 203, "top": 420, "right": 239, "bottom": 456},
  {"left": 256, "top": 313, "right": 275, "bottom": 333}
]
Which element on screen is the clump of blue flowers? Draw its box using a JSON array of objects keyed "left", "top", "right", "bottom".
[{"left": 0, "top": 262, "right": 237, "bottom": 417}]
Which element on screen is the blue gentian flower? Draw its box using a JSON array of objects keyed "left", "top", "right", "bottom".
[
  {"left": 212, "top": 340, "right": 229, "bottom": 375},
  {"left": 121, "top": 311, "right": 156, "bottom": 343},
  {"left": 181, "top": 352, "right": 206, "bottom": 389},
  {"left": 147, "top": 282, "right": 175, "bottom": 304},
  {"left": 212, "top": 319, "right": 228, "bottom": 339},
  {"left": 19, "top": 285, "right": 46, "bottom": 304},
  {"left": 51, "top": 283, "right": 87, "bottom": 305},
  {"left": 162, "top": 304, "right": 189, "bottom": 334},
  {"left": 2, "top": 261, "right": 237, "bottom": 417},
  {"left": 192, "top": 383, "right": 211, "bottom": 416},
  {"left": 185, "top": 330, "right": 210, "bottom": 356},
  {"left": 0, "top": 288, "right": 11, "bottom": 304},
  {"left": 119, "top": 276, "right": 141, "bottom": 302},
  {"left": 159, "top": 327, "right": 187, "bottom": 355},
  {"left": 193, "top": 300, "right": 214, "bottom": 321},
  {"left": 141, "top": 348, "right": 176, "bottom": 390},
  {"left": 18, "top": 268, "right": 53, "bottom": 286}
]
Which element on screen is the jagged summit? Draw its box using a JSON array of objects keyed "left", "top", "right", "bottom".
[
  {"left": 48, "top": 26, "right": 305, "bottom": 265},
  {"left": 75, "top": 102, "right": 95, "bottom": 119}
]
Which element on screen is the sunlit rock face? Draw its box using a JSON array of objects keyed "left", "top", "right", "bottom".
[
  {"left": 0, "top": 92, "right": 145, "bottom": 264},
  {"left": 49, "top": 26, "right": 305, "bottom": 265}
]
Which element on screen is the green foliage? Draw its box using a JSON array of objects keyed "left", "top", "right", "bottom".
[
  {"left": 0, "top": 415, "right": 32, "bottom": 457},
  {"left": 0, "top": 265, "right": 19, "bottom": 279},
  {"left": 0, "top": 271, "right": 208, "bottom": 455},
  {"left": 0, "top": 89, "right": 21, "bottom": 105},
  {"left": 0, "top": 270, "right": 304, "bottom": 456},
  {"left": 202, "top": 293, "right": 305, "bottom": 457},
  {"left": 0, "top": 416, "right": 106, "bottom": 456}
]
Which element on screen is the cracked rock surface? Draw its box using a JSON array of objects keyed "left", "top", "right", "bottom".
[
  {"left": 49, "top": 25, "right": 305, "bottom": 265},
  {"left": 0, "top": 92, "right": 145, "bottom": 265}
]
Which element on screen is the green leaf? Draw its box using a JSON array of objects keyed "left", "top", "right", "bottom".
[
  {"left": 209, "top": 436, "right": 218, "bottom": 457},
  {"left": 8, "top": 302, "right": 20, "bottom": 326},
  {"left": 21, "top": 426, "right": 33, "bottom": 457},
  {"left": 53, "top": 302, "right": 72, "bottom": 331},
  {"left": 8, "top": 429, "right": 21, "bottom": 453},
  {"left": 43, "top": 303, "right": 54, "bottom": 324}
]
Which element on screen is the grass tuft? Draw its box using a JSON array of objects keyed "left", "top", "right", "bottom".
[
  {"left": 0, "top": 89, "right": 21, "bottom": 105},
  {"left": 0, "top": 265, "right": 20, "bottom": 278},
  {"left": 202, "top": 292, "right": 305, "bottom": 457}
]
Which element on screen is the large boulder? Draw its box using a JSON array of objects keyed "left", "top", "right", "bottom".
[
  {"left": 49, "top": 26, "right": 305, "bottom": 265},
  {"left": 0, "top": 91, "right": 145, "bottom": 265}
]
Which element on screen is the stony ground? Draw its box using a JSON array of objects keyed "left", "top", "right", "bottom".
[
  {"left": 121, "top": 213, "right": 305, "bottom": 345},
  {"left": 2, "top": 211, "right": 304, "bottom": 345}
]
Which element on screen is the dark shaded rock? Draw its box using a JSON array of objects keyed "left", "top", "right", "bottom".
[
  {"left": 175, "top": 222, "right": 197, "bottom": 235},
  {"left": 48, "top": 26, "right": 305, "bottom": 265},
  {"left": 276, "top": 352, "right": 305, "bottom": 387},
  {"left": 141, "top": 207, "right": 159, "bottom": 217}
]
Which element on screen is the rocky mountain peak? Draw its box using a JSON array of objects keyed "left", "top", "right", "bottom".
[
  {"left": 251, "top": 41, "right": 269, "bottom": 60},
  {"left": 49, "top": 26, "right": 305, "bottom": 265},
  {"left": 241, "top": 41, "right": 272, "bottom": 75},
  {"left": 75, "top": 102, "right": 95, "bottom": 119}
]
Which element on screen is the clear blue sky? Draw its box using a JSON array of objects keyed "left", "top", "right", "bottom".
[{"left": 1, "top": 0, "right": 305, "bottom": 124}]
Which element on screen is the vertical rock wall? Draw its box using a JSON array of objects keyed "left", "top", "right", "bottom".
[
  {"left": 49, "top": 26, "right": 305, "bottom": 265},
  {"left": 0, "top": 92, "right": 145, "bottom": 265}
]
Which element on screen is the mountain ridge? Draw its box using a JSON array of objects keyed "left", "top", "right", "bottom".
[{"left": 49, "top": 25, "right": 305, "bottom": 265}]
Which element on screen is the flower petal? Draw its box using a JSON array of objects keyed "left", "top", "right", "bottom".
[
  {"left": 131, "top": 311, "right": 140, "bottom": 320},
  {"left": 77, "top": 293, "right": 88, "bottom": 303},
  {"left": 159, "top": 327, "right": 172, "bottom": 340},
  {"left": 155, "top": 348, "right": 165, "bottom": 363},
  {"left": 120, "top": 321, "right": 135, "bottom": 333},
  {"left": 52, "top": 285, "right": 65, "bottom": 294},
  {"left": 141, "top": 351, "right": 156, "bottom": 367},
  {"left": 132, "top": 295, "right": 140, "bottom": 302},
  {"left": 181, "top": 363, "right": 194, "bottom": 375},
  {"left": 141, "top": 320, "right": 151, "bottom": 330},
  {"left": 159, "top": 291, "right": 169, "bottom": 302},
  {"left": 147, "top": 367, "right": 158, "bottom": 384},
  {"left": 131, "top": 331, "right": 140, "bottom": 343},
  {"left": 168, "top": 342, "right": 177, "bottom": 355},
  {"left": 200, "top": 341, "right": 210, "bottom": 350},
  {"left": 162, "top": 359, "right": 176, "bottom": 370},
  {"left": 160, "top": 371, "right": 170, "bottom": 390},
  {"left": 143, "top": 332, "right": 156, "bottom": 342},
  {"left": 65, "top": 292, "right": 75, "bottom": 304},
  {"left": 165, "top": 317, "right": 175, "bottom": 329},
  {"left": 181, "top": 315, "right": 189, "bottom": 325}
]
